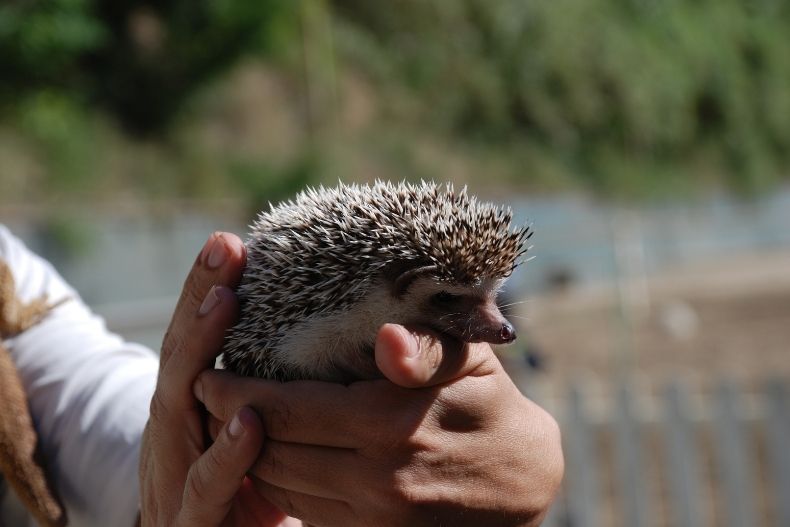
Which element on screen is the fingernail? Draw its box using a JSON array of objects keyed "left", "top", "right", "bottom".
[
  {"left": 198, "top": 285, "right": 221, "bottom": 316},
  {"left": 206, "top": 236, "right": 228, "bottom": 269},
  {"left": 228, "top": 412, "right": 245, "bottom": 439},
  {"left": 193, "top": 377, "right": 204, "bottom": 402}
]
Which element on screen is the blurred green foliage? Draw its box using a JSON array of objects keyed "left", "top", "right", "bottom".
[
  {"left": 332, "top": 0, "right": 790, "bottom": 196},
  {"left": 1, "top": 0, "right": 789, "bottom": 209},
  {"left": 0, "top": 0, "right": 296, "bottom": 134}
]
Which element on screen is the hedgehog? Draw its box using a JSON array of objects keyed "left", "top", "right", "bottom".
[{"left": 222, "top": 181, "right": 532, "bottom": 382}]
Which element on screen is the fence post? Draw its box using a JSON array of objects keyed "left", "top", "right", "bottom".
[
  {"left": 564, "top": 381, "right": 601, "bottom": 527},
  {"left": 711, "top": 379, "right": 758, "bottom": 527},
  {"left": 663, "top": 380, "right": 706, "bottom": 527},
  {"left": 614, "top": 378, "right": 651, "bottom": 527},
  {"left": 765, "top": 380, "right": 790, "bottom": 526}
]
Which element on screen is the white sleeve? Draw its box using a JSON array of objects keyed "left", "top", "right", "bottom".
[{"left": 0, "top": 225, "right": 159, "bottom": 527}]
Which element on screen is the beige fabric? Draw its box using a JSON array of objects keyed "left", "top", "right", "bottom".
[{"left": 0, "top": 259, "right": 67, "bottom": 527}]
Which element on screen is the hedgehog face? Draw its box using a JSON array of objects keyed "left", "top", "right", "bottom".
[{"left": 393, "top": 272, "right": 517, "bottom": 345}]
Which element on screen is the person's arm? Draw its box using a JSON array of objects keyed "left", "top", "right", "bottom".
[
  {"left": 3, "top": 227, "right": 283, "bottom": 527},
  {"left": 0, "top": 225, "right": 159, "bottom": 526}
]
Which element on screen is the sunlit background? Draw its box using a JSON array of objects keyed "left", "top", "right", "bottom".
[{"left": 1, "top": 1, "right": 789, "bottom": 526}]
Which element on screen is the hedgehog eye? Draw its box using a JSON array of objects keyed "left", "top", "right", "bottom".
[{"left": 432, "top": 291, "right": 460, "bottom": 304}]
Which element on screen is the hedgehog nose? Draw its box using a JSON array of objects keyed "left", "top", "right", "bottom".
[{"left": 500, "top": 322, "right": 517, "bottom": 343}]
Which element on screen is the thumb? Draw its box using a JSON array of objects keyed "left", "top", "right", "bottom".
[
  {"left": 374, "top": 323, "right": 495, "bottom": 388},
  {"left": 177, "top": 406, "right": 264, "bottom": 526}
]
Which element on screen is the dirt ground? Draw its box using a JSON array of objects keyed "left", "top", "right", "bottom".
[{"left": 510, "top": 250, "right": 790, "bottom": 403}]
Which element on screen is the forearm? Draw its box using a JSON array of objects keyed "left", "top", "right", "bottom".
[{"left": 2, "top": 226, "right": 158, "bottom": 526}]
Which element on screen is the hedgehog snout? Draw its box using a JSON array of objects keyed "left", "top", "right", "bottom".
[
  {"left": 469, "top": 300, "right": 516, "bottom": 344},
  {"left": 430, "top": 299, "right": 517, "bottom": 345},
  {"left": 498, "top": 321, "right": 517, "bottom": 344},
  {"left": 472, "top": 305, "right": 517, "bottom": 345}
]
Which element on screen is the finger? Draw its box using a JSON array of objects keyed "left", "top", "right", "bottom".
[
  {"left": 231, "top": 477, "right": 288, "bottom": 526},
  {"left": 250, "top": 478, "right": 355, "bottom": 526},
  {"left": 195, "top": 370, "right": 393, "bottom": 448},
  {"left": 143, "top": 287, "right": 241, "bottom": 508},
  {"left": 250, "top": 441, "right": 360, "bottom": 500},
  {"left": 374, "top": 323, "right": 496, "bottom": 388},
  {"left": 178, "top": 406, "right": 264, "bottom": 526},
  {"left": 207, "top": 414, "right": 223, "bottom": 442},
  {"left": 160, "top": 232, "right": 246, "bottom": 368},
  {"left": 158, "top": 285, "right": 240, "bottom": 411}
]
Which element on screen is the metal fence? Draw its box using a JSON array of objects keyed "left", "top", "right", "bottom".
[{"left": 521, "top": 376, "right": 790, "bottom": 527}]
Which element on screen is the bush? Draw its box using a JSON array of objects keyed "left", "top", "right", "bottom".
[
  {"left": 2, "top": 0, "right": 789, "bottom": 201},
  {"left": 0, "top": 0, "right": 297, "bottom": 135},
  {"left": 331, "top": 0, "right": 790, "bottom": 195}
]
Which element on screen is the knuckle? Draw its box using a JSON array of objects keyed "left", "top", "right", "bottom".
[
  {"left": 165, "top": 277, "right": 211, "bottom": 347},
  {"left": 540, "top": 413, "right": 565, "bottom": 491},
  {"left": 203, "top": 448, "right": 222, "bottom": 477},
  {"left": 162, "top": 326, "right": 189, "bottom": 361},
  {"left": 257, "top": 448, "right": 286, "bottom": 480},
  {"left": 207, "top": 415, "right": 223, "bottom": 441},
  {"left": 196, "top": 371, "right": 220, "bottom": 406},
  {"left": 390, "top": 469, "right": 415, "bottom": 504},
  {"left": 267, "top": 487, "right": 299, "bottom": 518},
  {"left": 263, "top": 398, "right": 295, "bottom": 436},
  {"left": 400, "top": 426, "right": 440, "bottom": 455},
  {"left": 181, "top": 250, "right": 217, "bottom": 305},
  {"left": 183, "top": 280, "right": 207, "bottom": 312},
  {"left": 363, "top": 426, "right": 406, "bottom": 460},
  {"left": 148, "top": 390, "right": 169, "bottom": 423},
  {"left": 390, "top": 468, "right": 432, "bottom": 517},
  {"left": 184, "top": 463, "right": 213, "bottom": 507},
  {"left": 204, "top": 441, "right": 226, "bottom": 475},
  {"left": 140, "top": 472, "right": 153, "bottom": 499},
  {"left": 541, "top": 409, "right": 562, "bottom": 447},
  {"left": 197, "top": 372, "right": 241, "bottom": 422},
  {"left": 185, "top": 442, "right": 232, "bottom": 508},
  {"left": 281, "top": 492, "right": 299, "bottom": 518},
  {"left": 364, "top": 407, "right": 437, "bottom": 460}
]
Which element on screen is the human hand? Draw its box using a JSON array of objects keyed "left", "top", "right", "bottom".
[
  {"left": 138, "top": 232, "right": 287, "bottom": 527},
  {"left": 195, "top": 323, "right": 564, "bottom": 527}
]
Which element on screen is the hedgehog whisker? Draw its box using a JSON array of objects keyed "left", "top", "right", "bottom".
[
  {"left": 438, "top": 311, "right": 465, "bottom": 321},
  {"left": 498, "top": 300, "right": 529, "bottom": 309}
]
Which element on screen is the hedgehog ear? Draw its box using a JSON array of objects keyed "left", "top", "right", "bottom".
[{"left": 391, "top": 264, "right": 438, "bottom": 297}]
